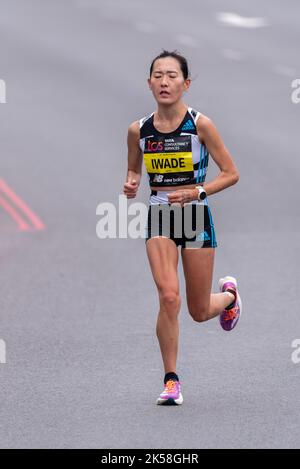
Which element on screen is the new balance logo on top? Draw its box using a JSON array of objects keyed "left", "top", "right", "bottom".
[
  {"left": 181, "top": 119, "right": 195, "bottom": 131},
  {"left": 153, "top": 174, "right": 164, "bottom": 182}
]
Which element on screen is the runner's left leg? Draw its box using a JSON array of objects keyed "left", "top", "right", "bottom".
[{"left": 181, "top": 247, "right": 235, "bottom": 322}]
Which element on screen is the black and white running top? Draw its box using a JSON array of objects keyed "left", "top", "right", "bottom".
[{"left": 139, "top": 106, "right": 209, "bottom": 188}]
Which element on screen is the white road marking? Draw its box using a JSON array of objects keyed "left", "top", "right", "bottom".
[
  {"left": 221, "top": 49, "right": 243, "bottom": 61},
  {"left": 75, "top": 0, "right": 97, "bottom": 8},
  {"left": 274, "top": 65, "right": 296, "bottom": 78},
  {"left": 217, "top": 12, "right": 269, "bottom": 28},
  {"left": 175, "top": 34, "right": 197, "bottom": 47},
  {"left": 135, "top": 22, "right": 156, "bottom": 33}
]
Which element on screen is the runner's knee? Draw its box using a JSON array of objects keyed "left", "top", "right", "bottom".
[
  {"left": 188, "top": 304, "right": 209, "bottom": 323},
  {"left": 159, "top": 290, "right": 181, "bottom": 316}
]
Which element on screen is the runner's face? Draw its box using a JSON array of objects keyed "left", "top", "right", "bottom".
[{"left": 148, "top": 58, "right": 190, "bottom": 104}]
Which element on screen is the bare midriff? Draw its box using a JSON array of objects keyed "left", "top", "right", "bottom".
[{"left": 150, "top": 183, "right": 203, "bottom": 191}]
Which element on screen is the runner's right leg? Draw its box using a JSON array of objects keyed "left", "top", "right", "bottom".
[{"left": 146, "top": 236, "right": 181, "bottom": 376}]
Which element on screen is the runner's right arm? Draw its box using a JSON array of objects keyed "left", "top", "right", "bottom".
[{"left": 123, "top": 121, "right": 143, "bottom": 199}]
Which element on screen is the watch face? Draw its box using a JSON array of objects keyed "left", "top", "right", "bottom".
[{"left": 197, "top": 187, "right": 206, "bottom": 200}]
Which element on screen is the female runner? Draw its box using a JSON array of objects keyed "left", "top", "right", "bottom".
[{"left": 123, "top": 50, "right": 242, "bottom": 405}]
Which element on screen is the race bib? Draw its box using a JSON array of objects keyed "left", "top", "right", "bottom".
[{"left": 143, "top": 135, "right": 194, "bottom": 186}]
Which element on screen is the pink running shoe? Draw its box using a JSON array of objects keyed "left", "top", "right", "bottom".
[
  {"left": 156, "top": 379, "right": 183, "bottom": 405},
  {"left": 219, "top": 276, "right": 242, "bottom": 331}
]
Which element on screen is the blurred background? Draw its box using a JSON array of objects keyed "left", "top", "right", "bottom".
[{"left": 0, "top": 0, "right": 299, "bottom": 449}]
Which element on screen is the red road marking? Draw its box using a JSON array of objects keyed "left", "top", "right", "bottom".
[
  {"left": 0, "top": 195, "right": 30, "bottom": 231},
  {"left": 0, "top": 178, "right": 45, "bottom": 230}
]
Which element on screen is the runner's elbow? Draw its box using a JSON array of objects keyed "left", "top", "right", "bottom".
[
  {"left": 223, "top": 170, "right": 239, "bottom": 187},
  {"left": 233, "top": 171, "right": 240, "bottom": 184}
]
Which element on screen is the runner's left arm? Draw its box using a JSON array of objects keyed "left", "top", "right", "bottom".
[{"left": 195, "top": 116, "right": 239, "bottom": 196}]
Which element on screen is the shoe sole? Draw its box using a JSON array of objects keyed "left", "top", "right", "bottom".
[
  {"left": 219, "top": 276, "right": 242, "bottom": 331},
  {"left": 156, "top": 394, "right": 183, "bottom": 405}
]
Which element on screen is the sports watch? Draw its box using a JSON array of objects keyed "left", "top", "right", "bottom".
[{"left": 196, "top": 185, "right": 207, "bottom": 201}]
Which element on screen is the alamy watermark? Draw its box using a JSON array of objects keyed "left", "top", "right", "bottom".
[
  {"left": 291, "top": 79, "right": 300, "bottom": 103},
  {"left": 0, "top": 339, "right": 6, "bottom": 364},
  {"left": 291, "top": 339, "right": 300, "bottom": 364},
  {"left": 96, "top": 195, "right": 206, "bottom": 248},
  {"left": 0, "top": 79, "right": 6, "bottom": 103}
]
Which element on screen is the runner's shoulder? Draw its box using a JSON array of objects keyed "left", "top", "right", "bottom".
[
  {"left": 195, "top": 113, "right": 216, "bottom": 143},
  {"left": 127, "top": 120, "right": 140, "bottom": 144},
  {"left": 127, "top": 120, "right": 140, "bottom": 140}
]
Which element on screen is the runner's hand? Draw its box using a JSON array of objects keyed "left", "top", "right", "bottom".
[
  {"left": 167, "top": 189, "right": 194, "bottom": 207},
  {"left": 123, "top": 179, "right": 139, "bottom": 199}
]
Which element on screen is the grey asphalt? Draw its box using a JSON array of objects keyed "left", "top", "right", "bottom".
[{"left": 0, "top": 0, "right": 299, "bottom": 449}]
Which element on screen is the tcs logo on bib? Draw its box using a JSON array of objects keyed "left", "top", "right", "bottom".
[{"left": 146, "top": 141, "right": 164, "bottom": 152}]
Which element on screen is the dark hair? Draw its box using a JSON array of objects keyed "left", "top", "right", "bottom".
[{"left": 149, "top": 49, "right": 190, "bottom": 80}]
